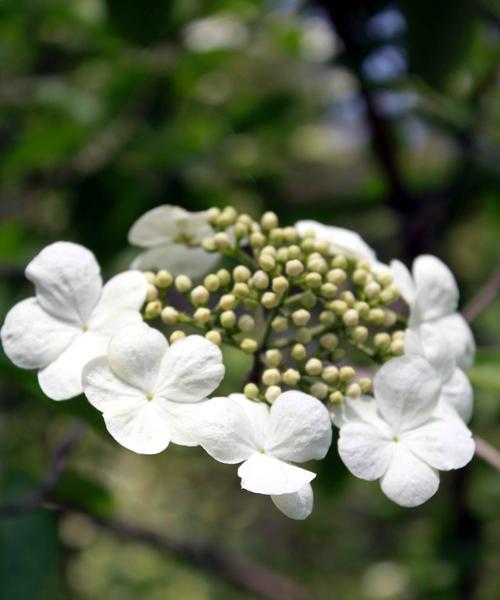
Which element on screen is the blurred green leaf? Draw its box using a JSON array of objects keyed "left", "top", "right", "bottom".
[
  {"left": 53, "top": 471, "right": 114, "bottom": 517},
  {"left": 468, "top": 349, "right": 500, "bottom": 394}
]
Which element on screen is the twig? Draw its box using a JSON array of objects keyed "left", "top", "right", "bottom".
[
  {"left": 474, "top": 436, "right": 500, "bottom": 471},
  {"left": 462, "top": 269, "right": 500, "bottom": 323}
]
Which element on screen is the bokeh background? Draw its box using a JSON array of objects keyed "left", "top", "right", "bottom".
[{"left": 1, "top": 0, "right": 499, "bottom": 598}]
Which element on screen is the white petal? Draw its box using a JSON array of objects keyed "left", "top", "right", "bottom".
[
  {"left": 1, "top": 298, "right": 78, "bottom": 369},
  {"left": 157, "top": 400, "right": 206, "bottom": 447},
  {"left": 374, "top": 355, "right": 442, "bottom": 432},
  {"left": 196, "top": 396, "right": 263, "bottom": 464},
  {"left": 338, "top": 421, "right": 394, "bottom": 480},
  {"left": 103, "top": 401, "right": 171, "bottom": 454},
  {"left": 155, "top": 335, "right": 224, "bottom": 403},
  {"left": 402, "top": 418, "right": 475, "bottom": 470},
  {"left": 412, "top": 255, "right": 459, "bottom": 322},
  {"left": 229, "top": 394, "right": 270, "bottom": 442},
  {"left": 265, "top": 391, "right": 332, "bottom": 462},
  {"left": 38, "top": 332, "right": 106, "bottom": 400},
  {"left": 434, "top": 313, "right": 476, "bottom": 370},
  {"left": 271, "top": 484, "right": 313, "bottom": 520},
  {"left": 128, "top": 205, "right": 190, "bottom": 247},
  {"left": 440, "top": 368, "right": 474, "bottom": 423},
  {"left": 82, "top": 356, "right": 146, "bottom": 414},
  {"left": 404, "top": 324, "right": 455, "bottom": 381},
  {"left": 91, "top": 271, "right": 147, "bottom": 315},
  {"left": 238, "top": 452, "right": 316, "bottom": 495},
  {"left": 380, "top": 444, "right": 440, "bottom": 507},
  {"left": 131, "top": 244, "right": 219, "bottom": 278},
  {"left": 25, "top": 242, "right": 102, "bottom": 325},
  {"left": 107, "top": 323, "right": 167, "bottom": 393},
  {"left": 330, "top": 394, "right": 379, "bottom": 428},
  {"left": 390, "top": 259, "right": 416, "bottom": 306}
]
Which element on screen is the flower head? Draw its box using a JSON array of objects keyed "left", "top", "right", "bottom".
[
  {"left": 391, "top": 255, "right": 475, "bottom": 369},
  {"left": 82, "top": 323, "right": 225, "bottom": 454},
  {"left": 128, "top": 204, "right": 218, "bottom": 277},
  {"left": 196, "top": 392, "right": 332, "bottom": 519},
  {"left": 338, "top": 355, "right": 475, "bottom": 507},
  {"left": 1, "top": 242, "right": 147, "bottom": 400}
]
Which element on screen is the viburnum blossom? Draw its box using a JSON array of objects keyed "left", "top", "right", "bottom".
[
  {"left": 196, "top": 392, "right": 332, "bottom": 519},
  {"left": 128, "top": 204, "right": 218, "bottom": 277},
  {"left": 295, "top": 220, "right": 388, "bottom": 271},
  {"left": 391, "top": 255, "right": 475, "bottom": 369},
  {"left": 82, "top": 323, "right": 225, "bottom": 454},
  {"left": 338, "top": 355, "right": 475, "bottom": 507},
  {"left": 0, "top": 242, "right": 147, "bottom": 400}
]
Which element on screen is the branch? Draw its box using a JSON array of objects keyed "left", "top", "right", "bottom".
[
  {"left": 462, "top": 269, "right": 500, "bottom": 323},
  {"left": 474, "top": 436, "right": 500, "bottom": 471}
]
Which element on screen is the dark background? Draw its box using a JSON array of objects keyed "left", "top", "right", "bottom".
[{"left": 0, "top": 1, "right": 499, "bottom": 598}]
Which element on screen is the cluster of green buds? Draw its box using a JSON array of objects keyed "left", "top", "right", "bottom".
[{"left": 141, "top": 208, "right": 405, "bottom": 407}]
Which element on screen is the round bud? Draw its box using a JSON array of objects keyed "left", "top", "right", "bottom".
[
  {"left": 272, "top": 276, "right": 289, "bottom": 294},
  {"left": 376, "top": 270, "right": 393, "bottom": 287},
  {"left": 271, "top": 316, "right": 288, "bottom": 332},
  {"left": 145, "top": 300, "right": 162, "bottom": 318},
  {"left": 240, "top": 338, "right": 258, "bottom": 353},
  {"left": 155, "top": 270, "right": 173, "bottom": 288},
  {"left": 291, "top": 309, "right": 311, "bottom": 327},
  {"left": 351, "top": 326, "right": 368, "bottom": 343},
  {"left": 368, "top": 308, "right": 385, "bottom": 325},
  {"left": 269, "top": 228, "right": 285, "bottom": 244},
  {"left": 287, "top": 245, "right": 301, "bottom": 259},
  {"left": 250, "top": 232, "right": 265, "bottom": 248},
  {"left": 261, "top": 292, "right": 278, "bottom": 309},
  {"left": 233, "top": 283, "right": 250, "bottom": 299},
  {"left": 285, "top": 259, "right": 304, "bottom": 277},
  {"left": 238, "top": 314, "right": 255, "bottom": 333},
  {"left": 258, "top": 253, "right": 276, "bottom": 272},
  {"left": 238, "top": 213, "right": 253, "bottom": 227},
  {"left": 265, "top": 385, "right": 282, "bottom": 403},
  {"left": 220, "top": 310, "right": 236, "bottom": 329},
  {"left": 320, "top": 283, "right": 337, "bottom": 299},
  {"left": 357, "top": 259, "right": 370, "bottom": 270},
  {"left": 364, "top": 281, "right": 381, "bottom": 300},
  {"left": 170, "top": 330, "right": 186, "bottom": 343},
  {"left": 213, "top": 232, "right": 231, "bottom": 250},
  {"left": 331, "top": 255, "right": 347, "bottom": 269},
  {"left": 305, "top": 358, "right": 323, "bottom": 376},
  {"left": 144, "top": 271, "right": 156, "bottom": 284},
  {"left": 276, "top": 247, "right": 288, "bottom": 263},
  {"left": 205, "top": 330, "right": 221, "bottom": 345},
  {"left": 330, "top": 299, "right": 347, "bottom": 315},
  {"left": 310, "top": 382, "right": 328, "bottom": 400},
  {"left": 251, "top": 270, "right": 269, "bottom": 290},
  {"left": 315, "top": 239, "right": 330, "bottom": 255},
  {"left": 392, "top": 330, "right": 405, "bottom": 341},
  {"left": 219, "top": 205, "right": 238, "bottom": 225},
  {"left": 301, "top": 291, "right": 317, "bottom": 309},
  {"left": 233, "top": 265, "right": 251, "bottom": 282},
  {"left": 329, "top": 391, "right": 344, "bottom": 404},
  {"left": 380, "top": 287, "right": 397, "bottom": 304},
  {"left": 341, "top": 291, "right": 355, "bottom": 306},
  {"left": 219, "top": 293, "right": 236, "bottom": 310},
  {"left": 244, "top": 383, "right": 260, "bottom": 400},
  {"left": 284, "top": 227, "right": 298, "bottom": 243},
  {"left": 346, "top": 383, "right": 361, "bottom": 399},
  {"left": 359, "top": 377, "right": 373, "bottom": 393},
  {"left": 295, "top": 328, "right": 312, "bottom": 344},
  {"left": 291, "top": 344, "right": 306, "bottom": 361},
  {"left": 308, "top": 257, "right": 328, "bottom": 274},
  {"left": 146, "top": 284, "right": 158, "bottom": 302},
  {"left": 262, "top": 368, "right": 281, "bottom": 386},
  {"left": 261, "top": 211, "right": 279, "bottom": 231},
  {"left": 320, "top": 333, "right": 338, "bottom": 351},
  {"left": 352, "top": 268, "right": 368, "bottom": 286},
  {"left": 234, "top": 222, "right": 248, "bottom": 239},
  {"left": 322, "top": 365, "right": 339, "bottom": 383},
  {"left": 204, "top": 274, "right": 220, "bottom": 292},
  {"left": 265, "top": 349, "right": 283, "bottom": 367},
  {"left": 319, "top": 310, "right": 336, "bottom": 326},
  {"left": 390, "top": 339, "right": 405, "bottom": 356},
  {"left": 193, "top": 307, "right": 211, "bottom": 324},
  {"left": 202, "top": 238, "right": 217, "bottom": 252},
  {"left": 354, "top": 301, "right": 370, "bottom": 319},
  {"left": 374, "top": 332, "right": 391, "bottom": 351},
  {"left": 327, "top": 268, "right": 346, "bottom": 286},
  {"left": 161, "top": 306, "right": 179, "bottom": 325},
  {"left": 305, "top": 272, "right": 322, "bottom": 288},
  {"left": 207, "top": 207, "right": 221, "bottom": 224},
  {"left": 339, "top": 366, "right": 355, "bottom": 383},
  {"left": 383, "top": 310, "right": 397, "bottom": 327},
  {"left": 283, "top": 369, "right": 300, "bottom": 385},
  {"left": 217, "top": 269, "right": 231, "bottom": 287},
  {"left": 261, "top": 245, "right": 277, "bottom": 257},
  {"left": 175, "top": 275, "right": 192, "bottom": 293},
  {"left": 301, "top": 238, "right": 315, "bottom": 253},
  {"left": 191, "top": 285, "right": 209, "bottom": 306},
  {"left": 343, "top": 309, "right": 359, "bottom": 327}
]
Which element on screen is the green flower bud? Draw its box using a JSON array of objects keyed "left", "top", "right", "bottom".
[
  {"left": 305, "top": 358, "right": 323, "bottom": 376},
  {"left": 161, "top": 306, "right": 179, "bottom": 325},
  {"left": 175, "top": 275, "right": 192, "bottom": 293},
  {"left": 155, "top": 270, "right": 173, "bottom": 288}
]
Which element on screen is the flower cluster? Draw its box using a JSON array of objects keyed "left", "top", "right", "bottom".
[{"left": 1, "top": 205, "right": 477, "bottom": 519}]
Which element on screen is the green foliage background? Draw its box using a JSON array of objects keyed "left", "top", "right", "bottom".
[{"left": 0, "top": 0, "right": 499, "bottom": 598}]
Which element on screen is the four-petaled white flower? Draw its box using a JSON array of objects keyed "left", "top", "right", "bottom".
[
  {"left": 82, "top": 323, "right": 225, "bottom": 454},
  {"left": 196, "top": 392, "right": 332, "bottom": 519},
  {"left": 1, "top": 242, "right": 147, "bottom": 401},
  {"left": 404, "top": 324, "right": 473, "bottom": 423},
  {"left": 128, "top": 204, "right": 218, "bottom": 277},
  {"left": 295, "top": 220, "right": 388, "bottom": 272},
  {"left": 391, "top": 255, "right": 475, "bottom": 369},
  {"left": 338, "top": 355, "right": 475, "bottom": 507}
]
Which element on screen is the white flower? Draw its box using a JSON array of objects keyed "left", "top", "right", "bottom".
[
  {"left": 128, "top": 204, "right": 218, "bottom": 277},
  {"left": 1, "top": 242, "right": 147, "bottom": 401},
  {"left": 404, "top": 324, "right": 473, "bottom": 423},
  {"left": 391, "top": 255, "right": 475, "bottom": 369},
  {"left": 338, "top": 355, "right": 475, "bottom": 507},
  {"left": 295, "top": 220, "right": 388, "bottom": 272},
  {"left": 196, "top": 392, "right": 332, "bottom": 519},
  {"left": 82, "top": 323, "right": 225, "bottom": 454}
]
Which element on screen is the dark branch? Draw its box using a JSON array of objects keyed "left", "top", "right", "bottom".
[{"left": 462, "top": 269, "right": 500, "bottom": 323}]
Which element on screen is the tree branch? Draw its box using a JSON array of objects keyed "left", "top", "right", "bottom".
[
  {"left": 474, "top": 436, "right": 500, "bottom": 471},
  {"left": 462, "top": 269, "right": 500, "bottom": 323}
]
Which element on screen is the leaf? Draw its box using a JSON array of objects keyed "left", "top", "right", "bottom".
[
  {"left": 467, "top": 349, "right": 500, "bottom": 394},
  {"left": 52, "top": 471, "right": 114, "bottom": 517}
]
